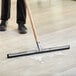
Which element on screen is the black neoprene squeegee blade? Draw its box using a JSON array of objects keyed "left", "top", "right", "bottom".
[{"left": 7, "top": 45, "right": 70, "bottom": 58}]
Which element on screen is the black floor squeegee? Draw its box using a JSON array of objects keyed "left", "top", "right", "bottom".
[{"left": 7, "top": 0, "right": 70, "bottom": 58}]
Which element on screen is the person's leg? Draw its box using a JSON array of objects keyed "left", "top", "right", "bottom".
[
  {"left": 17, "top": 0, "right": 27, "bottom": 34},
  {"left": 1, "top": 0, "right": 11, "bottom": 20},
  {"left": 0, "top": 0, "right": 11, "bottom": 31}
]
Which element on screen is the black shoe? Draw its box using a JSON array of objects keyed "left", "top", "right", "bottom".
[
  {"left": 18, "top": 23, "right": 27, "bottom": 34},
  {"left": 0, "top": 20, "right": 7, "bottom": 31}
]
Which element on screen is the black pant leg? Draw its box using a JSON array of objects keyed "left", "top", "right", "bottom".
[
  {"left": 1, "top": 0, "right": 11, "bottom": 20},
  {"left": 17, "top": 0, "right": 26, "bottom": 24}
]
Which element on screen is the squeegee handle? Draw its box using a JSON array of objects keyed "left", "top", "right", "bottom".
[{"left": 25, "top": 0, "right": 40, "bottom": 51}]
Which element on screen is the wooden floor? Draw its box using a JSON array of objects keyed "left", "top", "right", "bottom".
[{"left": 0, "top": 0, "right": 76, "bottom": 76}]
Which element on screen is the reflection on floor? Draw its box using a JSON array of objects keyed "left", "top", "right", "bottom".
[{"left": 0, "top": 0, "right": 76, "bottom": 76}]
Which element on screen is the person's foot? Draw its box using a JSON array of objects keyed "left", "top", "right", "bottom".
[
  {"left": 18, "top": 23, "right": 27, "bottom": 34},
  {"left": 0, "top": 20, "right": 7, "bottom": 31}
]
